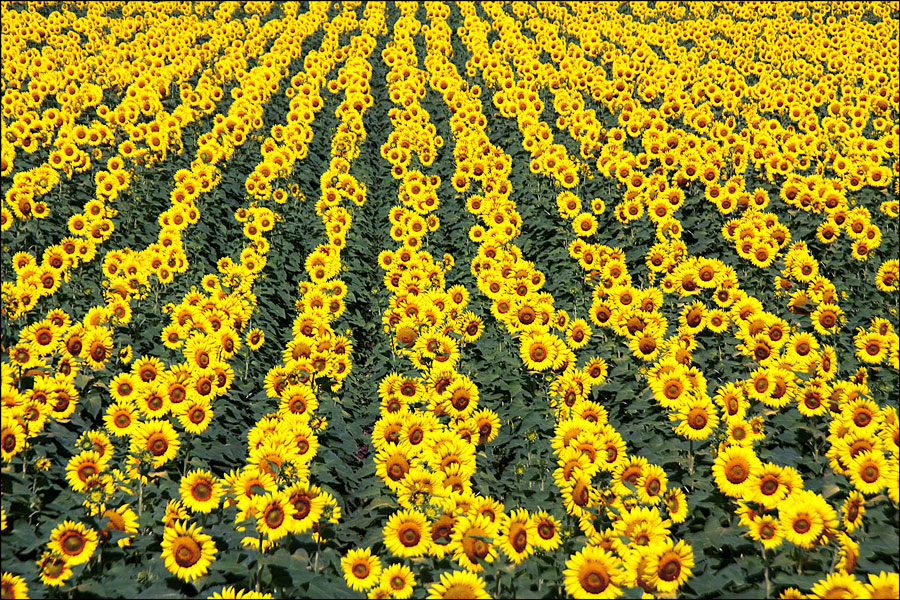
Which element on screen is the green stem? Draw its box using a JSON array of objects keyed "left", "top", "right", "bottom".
[
  {"left": 257, "top": 535, "right": 264, "bottom": 593},
  {"left": 688, "top": 439, "right": 695, "bottom": 476},
  {"left": 762, "top": 547, "right": 770, "bottom": 599},
  {"left": 314, "top": 530, "right": 321, "bottom": 574}
]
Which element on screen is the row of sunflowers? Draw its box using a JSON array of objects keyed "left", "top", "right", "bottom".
[{"left": 2, "top": 1, "right": 898, "bottom": 599}]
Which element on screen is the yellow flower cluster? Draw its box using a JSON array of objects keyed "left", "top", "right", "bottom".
[
  {"left": 218, "top": 1, "right": 383, "bottom": 560},
  {"left": 347, "top": 7, "right": 510, "bottom": 596},
  {"left": 0, "top": 4, "right": 285, "bottom": 318},
  {"left": 438, "top": 4, "right": 697, "bottom": 598},
  {"left": 452, "top": 2, "right": 897, "bottom": 597},
  {"left": 4, "top": 2, "right": 340, "bottom": 588},
  {"left": 1, "top": 2, "right": 897, "bottom": 598}
]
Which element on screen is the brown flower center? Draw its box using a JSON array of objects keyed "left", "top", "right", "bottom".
[
  {"left": 400, "top": 524, "right": 421, "bottom": 547},
  {"left": 174, "top": 537, "right": 201, "bottom": 567},
  {"left": 265, "top": 505, "right": 285, "bottom": 529},
  {"left": 581, "top": 568, "right": 609, "bottom": 594},
  {"left": 61, "top": 532, "right": 85, "bottom": 554}
]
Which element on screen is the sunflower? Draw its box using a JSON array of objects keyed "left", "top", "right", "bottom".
[
  {"left": 572, "top": 401, "right": 608, "bottom": 428},
  {"left": 841, "top": 491, "right": 866, "bottom": 532},
  {"left": 443, "top": 377, "right": 479, "bottom": 420},
  {"left": 375, "top": 442, "right": 418, "bottom": 491},
  {"left": 161, "top": 323, "right": 185, "bottom": 350},
  {"left": 779, "top": 491, "right": 825, "bottom": 549},
  {"left": 875, "top": 260, "right": 899, "bottom": 292},
  {"left": 427, "top": 435, "right": 476, "bottom": 481},
  {"left": 573, "top": 212, "right": 598, "bottom": 237},
  {"left": 458, "top": 312, "right": 485, "bottom": 343},
  {"left": 1, "top": 415, "right": 26, "bottom": 461},
  {"left": 673, "top": 397, "right": 718, "bottom": 441},
  {"left": 851, "top": 239, "right": 871, "bottom": 261},
  {"left": 810, "top": 572, "right": 867, "bottom": 599},
  {"left": 563, "top": 545, "right": 626, "bottom": 599},
  {"left": 254, "top": 491, "right": 297, "bottom": 542},
  {"left": 133, "top": 355, "right": 164, "bottom": 384},
  {"left": 746, "top": 367, "right": 775, "bottom": 404},
  {"left": 575, "top": 357, "right": 607, "bottom": 389},
  {"left": 100, "top": 505, "right": 139, "bottom": 548},
  {"left": 611, "top": 454, "right": 648, "bottom": 497},
  {"left": 630, "top": 331, "right": 662, "bottom": 362},
  {"left": 797, "top": 380, "right": 830, "bottom": 418},
  {"left": 855, "top": 331, "right": 888, "bottom": 364},
  {"left": 750, "top": 515, "right": 784, "bottom": 550},
  {"left": 208, "top": 587, "right": 275, "bottom": 599},
  {"left": 279, "top": 384, "right": 318, "bottom": 418},
  {"left": 180, "top": 469, "right": 223, "bottom": 513},
  {"left": 8, "top": 343, "right": 37, "bottom": 369},
  {"left": 520, "top": 332, "right": 556, "bottom": 371},
  {"left": 748, "top": 463, "right": 789, "bottom": 509},
  {"left": 185, "top": 335, "right": 216, "bottom": 370},
  {"left": 632, "top": 464, "right": 666, "bottom": 505},
  {"left": 177, "top": 397, "right": 214, "bottom": 434},
  {"left": 642, "top": 538, "right": 694, "bottom": 594},
  {"left": 341, "top": 547, "right": 381, "bottom": 592},
  {"left": 497, "top": 508, "right": 534, "bottom": 565},
  {"left": 811, "top": 303, "right": 844, "bottom": 336},
  {"left": 130, "top": 419, "right": 180, "bottom": 467},
  {"left": 816, "top": 346, "right": 839, "bottom": 381},
  {"left": 36, "top": 551, "right": 73, "bottom": 587},
  {"left": 18, "top": 397, "right": 49, "bottom": 436},
  {"left": 426, "top": 570, "right": 490, "bottom": 600},
  {"left": 137, "top": 382, "right": 170, "bottom": 418},
  {"left": 661, "top": 487, "right": 688, "bottom": 524},
  {"left": 380, "top": 563, "right": 415, "bottom": 600},
  {"left": 712, "top": 445, "right": 762, "bottom": 499},
  {"left": 864, "top": 572, "right": 900, "bottom": 599},
  {"left": 104, "top": 401, "right": 139, "bottom": 437},
  {"left": 835, "top": 531, "right": 859, "bottom": 574},
  {"left": 530, "top": 510, "right": 562, "bottom": 551},
  {"left": 383, "top": 509, "right": 431, "bottom": 558},
  {"left": 284, "top": 482, "right": 326, "bottom": 534},
  {"left": 450, "top": 513, "right": 498, "bottom": 572},
  {"left": 161, "top": 520, "right": 217, "bottom": 582},
  {"left": 0, "top": 572, "right": 28, "bottom": 599},
  {"left": 82, "top": 327, "right": 114, "bottom": 370},
  {"left": 567, "top": 318, "right": 592, "bottom": 350},
  {"left": 48, "top": 520, "right": 98, "bottom": 566},
  {"left": 472, "top": 409, "right": 500, "bottom": 445},
  {"left": 246, "top": 328, "right": 265, "bottom": 350},
  {"left": 65, "top": 450, "right": 105, "bottom": 493},
  {"left": 847, "top": 450, "right": 888, "bottom": 495},
  {"left": 613, "top": 505, "right": 671, "bottom": 546}
]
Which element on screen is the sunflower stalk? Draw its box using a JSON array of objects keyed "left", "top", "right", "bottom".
[
  {"left": 256, "top": 534, "right": 264, "bottom": 593},
  {"left": 314, "top": 531, "right": 321, "bottom": 574},
  {"left": 762, "top": 547, "right": 770, "bottom": 598},
  {"left": 688, "top": 439, "right": 694, "bottom": 475}
]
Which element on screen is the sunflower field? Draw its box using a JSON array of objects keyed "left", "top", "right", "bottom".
[{"left": 1, "top": 1, "right": 899, "bottom": 599}]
